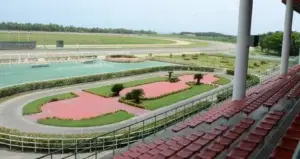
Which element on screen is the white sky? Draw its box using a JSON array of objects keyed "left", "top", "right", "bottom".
[{"left": 0, "top": 0, "right": 299, "bottom": 35}]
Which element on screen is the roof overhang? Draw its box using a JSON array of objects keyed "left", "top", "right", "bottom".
[{"left": 282, "top": 0, "right": 300, "bottom": 14}]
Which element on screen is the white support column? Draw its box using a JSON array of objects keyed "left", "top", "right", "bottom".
[
  {"left": 298, "top": 48, "right": 300, "bottom": 64},
  {"left": 281, "top": 0, "right": 294, "bottom": 74},
  {"left": 232, "top": 0, "right": 253, "bottom": 100}
]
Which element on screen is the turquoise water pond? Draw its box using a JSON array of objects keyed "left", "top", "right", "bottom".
[{"left": 0, "top": 60, "right": 172, "bottom": 87}]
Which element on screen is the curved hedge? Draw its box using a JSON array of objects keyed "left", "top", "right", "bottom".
[{"left": 0, "top": 65, "right": 215, "bottom": 99}]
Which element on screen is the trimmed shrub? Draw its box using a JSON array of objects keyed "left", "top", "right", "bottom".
[
  {"left": 220, "top": 60, "right": 229, "bottom": 63},
  {"left": 260, "top": 61, "right": 267, "bottom": 65},
  {"left": 253, "top": 62, "right": 259, "bottom": 67},
  {"left": 109, "top": 54, "right": 136, "bottom": 58},
  {"left": 111, "top": 84, "right": 124, "bottom": 96},
  {"left": 226, "top": 69, "right": 235, "bottom": 75}
]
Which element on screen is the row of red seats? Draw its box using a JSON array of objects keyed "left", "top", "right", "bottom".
[
  {"left": 195, "top": 118, "right": 255, "bottom": 159},
  {"left": 270, "top": 113, "right": 300, "bottom": 159},
  {"left": 113, "top": 124, "right": 229, "bottom": 159},
  {"left": 226, "top": 110, "right": 285, "bottom": 159},
  {"left": 246, "top": 64, "right": 300, "bottom": 96},
  {"left": 172, "top": 65, "right": 300, "bottom": 133},
  {"left": 171, "top": 100, "right": 245, "bottom": 132},
  {"left": 264, "top": 75, "right": 300, "bottom": 107},
  {"left": 114, "top": 118, "right": 256, "bottom": 159},
  {"left": 242, "top": 74, "right": 300, "bottom": 114},
  {"left": 288, "top": 82, "right": 300, "bottom": 99}
]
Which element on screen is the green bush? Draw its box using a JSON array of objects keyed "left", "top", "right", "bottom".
[
  {"left": 253, "top": 62, "right": 259, "bottom": 67},
  {"left": 220, "top": 60, "right": 229, "bottom": 63},
  {"left": 226, "top": 69, "right": 235, "bottom": 75},
  {"left": 184, "top": 58, "right": 190, "bottom": 60},
  {"left": 216, "top": 74, "right": 259, "bottom": 102},
  {"left": 0, "top": 65, "right": 215, "bottom": 99},
  {"left": 111, "top": 84, "right": 124, "bottom": 96}
]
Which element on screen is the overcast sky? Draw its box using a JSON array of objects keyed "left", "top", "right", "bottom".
[{"left": 1, "top": 0, "right": 300, "bottom": 35}]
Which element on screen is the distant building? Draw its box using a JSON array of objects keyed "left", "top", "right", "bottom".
[{"left": 183, "top": 34, "right": 196, "bottom": 37}]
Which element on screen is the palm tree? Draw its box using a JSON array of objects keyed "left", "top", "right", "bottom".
[
  {"left": 194, "top": 73, "right": 203, "bottom": 85},
  {"left": 131, "top": 89, "right": 145, "bottom": 103},
  {"left": 168, "top": 71, "right": 173, "bottom": 80}
]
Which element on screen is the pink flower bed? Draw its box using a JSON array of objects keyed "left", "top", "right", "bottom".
[
  {"left": 120, "top": 74, "right": 219, "bottom": 98},
  {"left": 26, "top": 74, "right": 219, "bottom": 121},
  {"left": 27, "top": 91, "right": 150, "bottom": 120}
]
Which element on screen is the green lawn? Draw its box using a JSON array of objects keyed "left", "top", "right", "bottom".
[
  {"left": 85, "top": 77, "right": 167, "bottom": 97},
  {"left": 0, "top": 32, "right": 174, "bottom": 45},
  {"left": 38, "top": 110, "right": 134, "bottom": 127},
  {"left": 152, "top": 54, "right": 279, "bottom": 74},
  {"left": 22, "top": 93, "right": 77, "bottom": 115},
  {"left": 215, "top": 77, "right": 231, "bottom": 85},
  {"left": 141, "top": 84, "right": 215, "bottom": 110}
]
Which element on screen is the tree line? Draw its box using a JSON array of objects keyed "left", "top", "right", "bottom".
[
  {"left": 0, "top": 22, "right": 157, "bottom": 35},
  {"left": 178, "top": 31, "right": 237, "bottom": 43},
  {"left": 259, "top": 31, "right": 300, "bottom": 56}
]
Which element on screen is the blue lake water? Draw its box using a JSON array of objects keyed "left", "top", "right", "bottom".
[{"left": 0, "top": 60, "right": 172, "bottom": 87}]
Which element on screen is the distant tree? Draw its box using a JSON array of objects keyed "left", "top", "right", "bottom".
[
  {"left": 111, "top": 84, "right": 124, "bottom": 96},
  {"left": 258, "top": 31, "right": 300, "bottom": 56},
  {"left": 0, "top": 22, "right": 158, "bottom": 35},
  {"left": 194, "top": 73, "right": 203, "bottom": 85},
  {"left": 130, "top": 89, "right": 145, "bottom": 103}
]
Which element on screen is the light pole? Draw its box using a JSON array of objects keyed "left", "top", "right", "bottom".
[
  {"left": 8, "top": 31, "right": 10, "bottom": 41},
  {"left": 27, "top": 31, "right": 31, "bottom": 42},
  {"left": 17, "top": 31, "right": 19, "bottom": 42}
]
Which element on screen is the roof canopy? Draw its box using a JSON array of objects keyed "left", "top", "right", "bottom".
[{"left": 282, "top": 0, "right": 300, "bottom": 13}]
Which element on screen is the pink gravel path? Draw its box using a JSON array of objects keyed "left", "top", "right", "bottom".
[
  {"left": 27, "top": 74, "right": 219, "bottom": 121},
  {"left": 27, "top": 91, "right": 150, "bottom": 120},
  {"left": 120, "top": 74, "right": 219, "bottom": 98}
]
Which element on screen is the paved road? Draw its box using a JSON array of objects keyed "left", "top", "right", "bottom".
[
  {"left": 0, "top": 40, "right": 235, "bottom": 55},
  {"left": 0, "top": 71, "right": 231, "bottom": 134}
]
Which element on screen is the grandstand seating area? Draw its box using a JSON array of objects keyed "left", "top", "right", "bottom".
[{"left": 112, "top": 65, "right": 300, "bottom": 159}]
